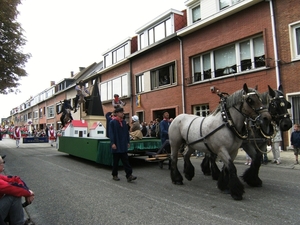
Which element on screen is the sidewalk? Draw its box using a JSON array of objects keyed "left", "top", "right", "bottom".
[
  {"left": 191, "top": 149, "right": 300, "bottom": 170},
  {"left": 236, "top": 148, "right": 300, "bottom": 170}
]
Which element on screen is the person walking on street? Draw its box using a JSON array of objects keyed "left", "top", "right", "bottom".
[
  {"left": 109, "top": 107, "right": 137, "bottom": 182},
  {"left": 271, "top": 126, "right": 282, "bottom": 165},
  {"left": 13, "top": 126, "right": 21, "bottom": 148},
  {"left": 158, "top": 111, "right": 172, "bottom": 154},
  {"left": 291, "top": 124, "right": 300, "bottom": 165},
  {"left": 48, "top": 126, "right": 56, "bottom": 147}
]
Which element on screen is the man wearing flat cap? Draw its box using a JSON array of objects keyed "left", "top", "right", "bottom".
[{"left": 109, "top": 107, "right": 137, "bottom": 182}]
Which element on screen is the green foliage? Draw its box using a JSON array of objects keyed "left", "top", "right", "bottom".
[{"left": 0, "top": 0, "right": 31, "bottom": 94}]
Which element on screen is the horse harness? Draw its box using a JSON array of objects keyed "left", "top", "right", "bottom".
[{"left": 185, "top": 91, "right": 266, "bottom": 154}]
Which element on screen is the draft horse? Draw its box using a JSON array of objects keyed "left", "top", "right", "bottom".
[
  {"left": 241, "top": 85, "right": 292, "bottom": 186},
  {"left": 169, "top": 83, "right": 272, "bottom": 200},
  {"left": 201, "top": 85, "right": 292, "bottom": 188}
]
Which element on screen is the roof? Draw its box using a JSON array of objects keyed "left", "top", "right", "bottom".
[
  {"left": 90, "top": 122, "right": 99, "bottom": 130},
  {"left": 71, "top": 120, "right": 88, "bottom": 128},
  {"left": 90, "top": 122, "right": 104, "bottom": 130},
  {"left": 62, "top": 120, "right": 88, "bottom": 130}
]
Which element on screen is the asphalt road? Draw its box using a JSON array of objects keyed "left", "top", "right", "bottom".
[{"left": 0, "top": 137, "right": 299, "bottom": 225}]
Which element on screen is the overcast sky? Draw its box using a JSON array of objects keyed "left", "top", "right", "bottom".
[{"left": 0, "top": 0, "right": 186, "bottom": 118}]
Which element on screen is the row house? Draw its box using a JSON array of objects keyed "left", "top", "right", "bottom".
[
  {"left": 274, "top": 0, "right": 300, "bottom": 125},
  {"left": 7, "top": 62, "right": 103, "bottom": 132},
  {"left": 92, "top": 0, "right": 299, "bottom": 148},
  {"left": 7, "top": 0, "right": 300, "bottom": 149}
]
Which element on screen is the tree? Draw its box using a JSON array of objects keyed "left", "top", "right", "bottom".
[{"left": 0, "top": 0, "right": 30, "bottom": 94}]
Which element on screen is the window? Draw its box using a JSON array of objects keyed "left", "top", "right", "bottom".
[
  {"left": 219, "top": 0, "right": 242, "bottom": 10},
  {"left": 192, "top": 5, "right": 201, "bottom": 23},
  {"left": 140, "top": 18, "right": 172, "bottom": 48},
  {"left": 56, "top": 103, "right": 62, "bottom": 115},
  {"left": 150, "top": 63, "right": 176, "bottom": 89},
  {"left": 290, "top": 22, "right": 300, "bottom": 60},
  {"left": 104, "top": 43, "right": 130, "bottom": 68},
  {"left": 191, "top": 35, "right": 265, "bottom": 83},
  {"left": 214, "top": 44, "right": 236, "bottom": 77},
  {"left": 47, "top": 106, "right": 55, "bottom": 118},
  {"left": 296, "top": 27, "right": 300, "bottom": 56},
  {"left": 140, "top": 33, "right": 145, "bottom": 49},
  {"left": 240, "top": 40, "right": 251, "bottom": 71},
  {"left": 253, "top": 36, "right": 265, "bottom": 68},
  {"left": 193, "top": 104, "right": 210, "bottom": 117},
  {"left": 34, "top": 111, "right": 38, "bottom": 119},
  {"left": 104, "top": 53, "right": 112, "bottom": 68},
  {"left": 100, "top": 74, "right": 129, "bottom": 101},
  {"left": 291, "top": 95, "right": 300, "bottom": 124},
  {"left": 136, "top": 74, "right": 144, "bottom": 94},
  {"left": 39, "top": 108, "right": 43, "bottom": 118}
]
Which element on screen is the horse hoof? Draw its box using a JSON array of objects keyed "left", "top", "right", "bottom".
[
  {"left": 231, "top": 195, "right": 243, "bottom": 201},
  {"left": 222, "top": 189, "right": 230, "bottom": 194},
  {"left": 172, "top": 181, "right": 183, "bottom": 185},
  {"left": 184, "top": 175, "right": 193, "bottom": 181}
]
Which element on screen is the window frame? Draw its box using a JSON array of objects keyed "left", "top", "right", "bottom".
[
  {"left": 47, "top": 105, "right": 55, "bottom": 118},
  {"left": 191, "top": 4, "right": 201, "bottom": 23},
  {"left": 191, "top": 35, "right": 265, "bottom": 83},
  {"left": 136, "top": 74, "right": 144, "bottom": 94},
  {"left": 100, "top": 74, "right": 130, "bottom": 102},
  {"left": 219, "top": 0, "right": 243, "bottom": 10},
  {"left": 193, "top": 104, "right": 210, "bottom": 117},
  {"left": 138, "top": 17, "right": 173, "bottom": 50},
  {"left": 150, "top": 62, "right": 176, "bottom": 90},
  {"left": 290, "top": 22, "right": 300, "bottom": 61}
]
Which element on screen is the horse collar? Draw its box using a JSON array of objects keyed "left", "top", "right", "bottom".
[{"left": 220, "top": 95, "right": 248, "bottom": 139}]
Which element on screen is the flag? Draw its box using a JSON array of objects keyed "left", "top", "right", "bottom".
[{"left": 136, "top": 95, "right": 141, "bottom": 107}]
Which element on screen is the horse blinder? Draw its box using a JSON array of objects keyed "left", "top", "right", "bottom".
[{"left": 243, "top": 92, "right": 266, "bottom": 115}]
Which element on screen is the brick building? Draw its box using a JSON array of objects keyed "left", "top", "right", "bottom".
[{"left": 7, "top": 0, "right": 300, "bottom": 148}]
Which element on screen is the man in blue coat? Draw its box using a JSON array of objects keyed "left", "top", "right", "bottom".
[
  {"left": 158, "top": 111, "right": 172, "bottom": 153},
  {"left": 109, "top": 107, "right": 137, "bottom": 182}
]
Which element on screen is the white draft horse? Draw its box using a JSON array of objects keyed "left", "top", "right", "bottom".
[
  {"left": 201, "top": 85, "right": 292, "bottom": 187},
  {"left": 169, "top": 84, "right": 272, "bottom": 200}
]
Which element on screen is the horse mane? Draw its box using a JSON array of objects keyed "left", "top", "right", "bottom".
[
  {"left": 224, "top": 88, "right": 258, "bottom": 108},
  {"left": 259, "top": 92, "right": 270, "bottom": 106},
  {"left": 211, "top": 87, "right": 258, "bottom": 116}
]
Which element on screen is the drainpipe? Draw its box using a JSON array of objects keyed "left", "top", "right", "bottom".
[
  {"left": 267, "top": 0, "right": 280, "bottom": 87},
  {"left": 177, "top": 37, "right": 186, "bottom": 114},
  {"left": 130, "top": 60, "right": 134, "bottom": 117}
]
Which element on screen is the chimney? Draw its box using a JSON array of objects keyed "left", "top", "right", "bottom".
[
  {"left": 71, "top": 71, "right": 74, "bottom": 77},
  {"left": 50, "top": 81, "right": 55, "bottom": 86},
  {"left": 79, "top": 67, "right": 85, "bottom": 71}
]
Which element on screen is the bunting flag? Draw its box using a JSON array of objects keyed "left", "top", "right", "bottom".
[{"left": 136, "top": 95, "right": 141, "bottom": 107}]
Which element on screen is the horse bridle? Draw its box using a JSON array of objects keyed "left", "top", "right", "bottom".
[
  {"left": 219, "top": 91, "right": 267, "bottom": 139},
  {"left": 269, "top": 95, "right": 291, "bottom": 123},
  {"left": 239, "top": 91, "right": 268, "bottom": 121}
]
